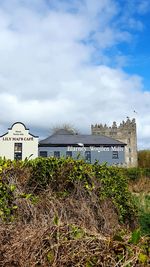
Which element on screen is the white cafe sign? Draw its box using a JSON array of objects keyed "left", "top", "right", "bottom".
[{"left": 3, "top": 136, "right": 34, "bottom": 141}]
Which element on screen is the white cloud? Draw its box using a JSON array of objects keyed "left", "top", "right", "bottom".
[{"left": 0, "top": 0, "right": 149, "bottom": 148}]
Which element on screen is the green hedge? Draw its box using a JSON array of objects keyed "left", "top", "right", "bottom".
[
  {"left": 118, "top": 167, "right": 150, "bottom": 180},
  {"left": 0, "top": 157, "right": 137, "bottom": 225}
]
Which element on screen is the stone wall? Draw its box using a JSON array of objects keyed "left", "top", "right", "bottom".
[{"left": 91, "top": 118, "right": 137, "bottom": 167}]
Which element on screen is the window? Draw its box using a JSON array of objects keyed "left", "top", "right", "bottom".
[
  {"left": 112, "top": 151, "right": 119, "bottom": 159},
  {"left": 85, "top": 151, "right": 91, "bottom": 163},
  {"left": 66, "top": 151, "right": 72, "bottom": 158},
  {"left": 14, "top": 143, "right": 22, "bottom": 160},
  {"left": 129, "top": 148, "right": 131, "bottom": 153},
  {"left": 54, "top": 151, "right": 60, "bottom": 158},
  {"left": 40, "top": 151, "right": 47, "bottom": 157}
]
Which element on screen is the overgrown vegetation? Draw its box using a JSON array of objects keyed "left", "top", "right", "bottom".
[
  {"left": 134, "top": 194, "right": 150, "bottom": 235},
  {"left": 138, "top": 150, "right": 150, "bottom": 168},
  {"left": 0, "top": 157, "right": 149, "bottom": 266}
]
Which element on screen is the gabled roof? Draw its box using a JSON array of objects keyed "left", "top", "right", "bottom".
[
  {"left": 39, "top": 130, "right": 126, "bottom": 146},
  {"left": 0, "top": 122, "right": 39, "bottom": 138}
]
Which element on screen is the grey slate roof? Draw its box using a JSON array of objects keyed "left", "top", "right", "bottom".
[{"left": 39, "top": 129, "right": 126, "bottom": 146}]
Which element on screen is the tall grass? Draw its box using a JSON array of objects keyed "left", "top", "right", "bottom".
[{"left": 133, "top": 193, "right": 150, "bottom": 235}]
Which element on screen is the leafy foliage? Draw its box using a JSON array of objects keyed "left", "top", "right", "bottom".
[
  {"left": 0, "top": 157, "right": 138, "bottom": 226},
  {"left": 134, "top": 194, "right": 150, "bottom": 235},
  {"left": 0, "top": 180, "right": 16, "bottom": 221},
  {"left": 93, "top": 163, "right": 137, "bottom": 224}
]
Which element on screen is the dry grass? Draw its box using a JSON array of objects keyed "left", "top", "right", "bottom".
[
  {"left": 0, "top": 163, "right": 149, "bottom": 266},
  {"left": 0, "top": 190, "right": 149, "bottom": 267},
  {"left": 14, "top": 186, "right": 120, "bottom": 235},
  {"left": 129, "top": 176, "right": 150, "bottom": 193},
  {"left": 1, "top": 221, "right": 148, "bottom": 267}
]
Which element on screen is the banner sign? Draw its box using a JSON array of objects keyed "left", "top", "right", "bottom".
[{"left": 67, "top": 146, "right": 124, "bottom": 152}]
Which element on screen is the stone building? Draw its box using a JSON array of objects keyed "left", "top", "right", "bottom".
[{"left": 91, "top": 118, "right": 137, "bottom": 167}]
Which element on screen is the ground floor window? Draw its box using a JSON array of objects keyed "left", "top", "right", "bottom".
[
  {"left": 85, "top": 151, "right": 91, "bottom": 163},
  {"left": 14, "top": 143, "right": 22, "bottom": 160},
  {"left": 40, "top": 151, "right": 48, "bottom": 157},
  {"left": 112, "top": 151, "right": 119, "bottom": 159},
  {"left": 66, "top": 151, "right": 72, "bottom": 158},
  {"left": 54, "top": 151, "right": 60, "bottom": 158}
]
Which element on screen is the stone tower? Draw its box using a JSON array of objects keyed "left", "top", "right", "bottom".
[{"left": 91, "top": 118, "right": 137, "bottom": 167}]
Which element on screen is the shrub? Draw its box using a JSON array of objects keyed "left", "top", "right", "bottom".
[
  {"left": 0, "top": 157, "right": 138, "bottom": 226},
  {"left": 93, "top": 163, "right": 137, "bottom": 225},
  {"left": 138, "top": 150, "right": 150, "bottom": 168}
]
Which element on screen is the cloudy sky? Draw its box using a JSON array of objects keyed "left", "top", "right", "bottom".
[{"left": 0, "top": 0, "right": 150, "bottom": 148}]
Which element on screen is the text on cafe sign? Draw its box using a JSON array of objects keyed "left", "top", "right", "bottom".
[{"left": 2, "top": 137, "right": 34, "bottom": 141}]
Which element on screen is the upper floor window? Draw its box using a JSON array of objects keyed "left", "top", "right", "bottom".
[{"left": 14, "top": 143, "right": 22, "bottom": 160}]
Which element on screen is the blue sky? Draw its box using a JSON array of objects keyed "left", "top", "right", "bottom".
[
  {"left": 0, "top": 0, "right": 150, "bottom": 148},
  {"left": 120, "top": 9, "right": 150, "bottom": 90}
]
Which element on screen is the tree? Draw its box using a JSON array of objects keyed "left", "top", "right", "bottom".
[{"left": 50, "top": 123, "right": 79, "bottom": 135}]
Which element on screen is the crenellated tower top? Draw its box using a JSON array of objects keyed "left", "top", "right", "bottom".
[{"left": 91, "top": 118, "right": 136, "bottom": 133}]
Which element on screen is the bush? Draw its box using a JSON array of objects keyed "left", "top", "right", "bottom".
[
  {"left": 138, "top": 150, "right": 150, "bottom": 168},
  {"left": 0, "top": 157, "right": 138, "bottom": 227},
  {"left": 0, "top": 158, "right": 149, "bottom": 266},
  {"left": 93, "top": 163, "right": 137, "bottom": 225}
]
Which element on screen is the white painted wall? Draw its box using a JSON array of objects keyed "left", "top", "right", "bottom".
[{"left": 0, "top": 122, "right": 38, "bottom": 160}]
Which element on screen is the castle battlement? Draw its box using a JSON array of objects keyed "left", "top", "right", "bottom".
[{"left": 91, "top": 118, "right": 136, "bottom": 131}]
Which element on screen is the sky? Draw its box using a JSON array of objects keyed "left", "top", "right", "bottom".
[{"left": 0, "top": 0, "right": 150, "bottom": 148}]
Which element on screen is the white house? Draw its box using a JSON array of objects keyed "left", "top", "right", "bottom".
[{"left": 0, "top": 122, "right": 38, "bottom": 160}]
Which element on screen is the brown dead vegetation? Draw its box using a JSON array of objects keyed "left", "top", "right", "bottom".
[
  {"left": 0, "top": 189, "right": 149, "bottom": 267},
  {"left": 129, "top": 176, "right": 150, "bottom": 193},
  {"left": 0, "top": 161, "right": 149, "bottom": 267}
]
